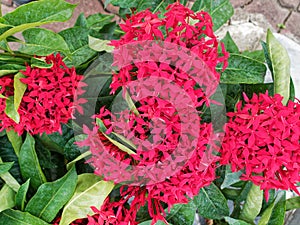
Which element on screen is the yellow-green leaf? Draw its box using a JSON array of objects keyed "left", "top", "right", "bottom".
[
  {"left": 267, "top": 30, "right": 291, "bottom": 104},
  {"left": 59, "top": 174, "right": 114, "bottom": 225}
]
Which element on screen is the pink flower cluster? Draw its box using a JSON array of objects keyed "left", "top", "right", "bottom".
[
  {"left": 220, "top": 92, "right": 300, "bottom": 200},
  {"left": 0, "top": 54, "right": 86, "bottom": 135}
]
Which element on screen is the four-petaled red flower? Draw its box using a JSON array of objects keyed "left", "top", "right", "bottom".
[
  {"left": 220, "top": 92, "right": 300, "bottom": 200},
  {"left": 0, "top": 54, "right": 87, "bottom": 135}
]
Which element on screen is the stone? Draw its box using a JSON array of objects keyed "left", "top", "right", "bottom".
[
  {"left": 43, "top": 0, "right": 109, "bottom": 32},
  {"left": 216, "top": 9, "right": 274, "bottom": 51},
  {"left": 284, "top": 12, "right": 300, "bottom": 42},
  {"left": 229, "top": 0, "right": 251, "bottom": 8},
  {"left": 242, "top": 0, "right": 290, "bottom": 30},
  {"left": 1, "top": 0, "right": 13, "bottom": 6},
  {"left": 278, "top": 0, "right": 300, "bottom": 10}
]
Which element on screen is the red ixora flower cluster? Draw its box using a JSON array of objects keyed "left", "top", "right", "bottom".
[
  {"left": 80, "top": 2, "right": 228, "bottom": 225},
  {"left": 0, "top": 54, "right": 87, "bottom": 135},
  {"left": 220, "top": 92, "right": 300, "bottom": 200}
]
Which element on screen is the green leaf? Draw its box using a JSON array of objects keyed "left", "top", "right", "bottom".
[
  {"left": 0, "top": 158, "right": 20, "bottom": 193},
  {"left": 15, "top": 179, "right": 30, "bottom": 211},
  {"left": 194, "top": 183, "right": 229, "bottom": 219},
  {"left": 0, "top": 209, "right": 50, "bottom": 225},
  {"left": 0, "top": 64, "right": 26, "bottom": 77},
  {"left": 66, "top": 150, "right": 91, "bottom": 171},
  {"left": 239, "top": 184, "right": 263, "bottom": 223},
  {"left": 59, "top": 27, "right": 97, "bottom": 66},
  {"left": 59, "top": 173, "right": 114, "bottom": 225},
  {"left": 220, "top": 53, "right": 267, "bottom": 84},
  {"left": 37, "top": 124, "right": 74, "bottom": 154},
  {"left": 191, "top": 0, "right": 234, "bottom": 31},
  {"left": 220, "top": 32, "right": 239, "bottom": 54},
  {"left": 30, "top": 57, "right": 53, "bottom": 68},
  {"left": 19, "top": 28, "right": 70, "bottom": 56},
  {"left": 0, "top": 0, "right": 76, "bottom": 41},
  {"left": 96, "top": 118, "right": 136, "bottom": 155},
  {"left": 86, "top": 14, "right": 114, "bottom": 29},
  {"left": 0, "top": 184, "right": 16, "bottom": 212},
  {"left": 5, "top": 96, "right": 20, "bottom": 123},
  {"left": 286, "top": 196, "right": 300, "bottom": 211},
  {"left": 139, "top": 221, "right": 172, "bottom": 225},
  {"left": 225, "top": 217, "right": 252, "bottom": 225},
  {"left": 221, "top": 167, "right": 243, "bottom": 189},
  {"left": 25, "top": 166, "right": 77, "bottom": 223},
  {"left": 0, "top": 161, "right": 14, "bottom": 175},
  {"left": 0, "top": 137, "right": 22, "bottom": 187},
  {"left": 0, "top": 93, "right": 7, "bottom": 99},
  {"left": 13, "top": 72, "right": 27, "bottom": 113},
  {"left": 88, "top": 36, "right": 114, "bottom": 52},
  {"left": 74, "top": 13, "right": 88, "bottom": 28},
  {"left": 0, "top": 54, "right": 26, "bottom": 64},
  {"left": 19, "top": 133, "right": 47, "bottom": 190},
  {"left": 64, "top": 134, "right": 89, "bottom": 161},
  {"left": 258, "top": 191, "right": 286, "bottom": 225},
  {"left": 266, "top": 30, "right": 290, "bottom": 104},
  {"left": 242, "top": 50, "right": 265, "bottom": 63},
  {"left": 166, "top": 202, "right": 196, "bottom": 225}
]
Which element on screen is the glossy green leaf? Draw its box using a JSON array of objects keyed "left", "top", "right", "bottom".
[
  {"left": 59, "top": 27, "right": 97, "bottom": 66},
  {"left": 220, "top": 32, "right": 239, "bottom": 53},
  {"left": 96, "top": 118, "right": 136, "bottom": 155},
  {"left": 194, "top": 183, "right": 229, "bottom": 219},
  {"left": 15, "top": 179, "right": 30, "bottom": 211},
  {"left": 225, "top": 217, "right": 251, "bottom": 225},
  {"left": 19, "top": 133, "right": 47, "bottom": 189},
  {"left": 220, "top": 53, "right": 267, "bottom": 84},
  {"left": 110, "top": 0, "right": 173, "bottom": 13},
  {"left": 0, "top": 0, "right": 76, "bottom": 41},
  {"left": 258, "top": 192, "right": 286, "bottom": 225},
  {"left": 0, "top": 130, "right": 6, "bottom": 137},
  {"left": 6, "top": 126, "right": 22, "bottom": 157},
  {"left": 0, "top": 209, "right": 50, "bottom": 225},
  {"left": 286, "top": 196, "right": 300, "bottom": 211},
  {"left": 0, "top": 184, "right": 15, "bottom": 212},
  {"left": 30, "top": 57, "right": 53, "bottom": 68},
  {"left": 221, "top": 166, "right": 243, "bottom": 189},
  {"left": 19, "top": 28, "right": 70, "bottom": 56},
  {"left": 88, "top": 36, "right": 114, "bottom": 52},
  {"left": 74, "top": 13, "right": 88, "bottom": 28},
  {"left": 59, "top": 173, "right": 114, "bottom": 225},
  {"left": 25, "top": 166, "right": 77, "bottom": 223},
  {"left": 139, "top": 221, "right": 172, "bottom": 225},
  {"left": 86, "top": 14, "right": 114, "bottom": 29},
  {"left": 0, "top": 93, "right": 7, "bottom": 99},
  {"left": 14, "top": 72, "right": 27, "bottom": 112},
  {"left": 0, "top": 158, "right": 20, "bottom": 192},
  {"left": 166, "top": 202, "right": 195, "bottom": 225},
  {"left": 0, "top": 54, "right": 26, "bottom": 64},
  {"left": 66, "top": 150, "right": 91, "bottom": 171},
  {"left": 191, "top": 0, "right": 234, "bottom": 30},
  {"left": 0, "top": 64, "right": 26, "bottom": 76},
  {"left": 64, "top": 134, "right": 89, "bottom": 161},
  {"left": 267, "top": 30, "right": 290, "bottom": 104},
  {"left": 5, "top": 96, "right": 20, "bottom": 123},
  {"left": 239, "top": 184, "right": 263, "bottom": 223},
  {"left": 37, "top": 125, "right": 74, "bottom": 154},
  {"left": 0, "top": 161, "right": 14, "bottom": 175},
  {"left": 0, "top": 137, "right": 22, "bottom": 188}
]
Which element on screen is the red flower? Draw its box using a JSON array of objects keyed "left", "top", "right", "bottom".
[
  {"left": 0, "top": 54, "right": 87, "bottom": 135},
  {"left": 78, "top": 2, "right": 228, "bottom": 224},
  {"left": 220, "top": 92, "right": 300, "bottom": 200}
]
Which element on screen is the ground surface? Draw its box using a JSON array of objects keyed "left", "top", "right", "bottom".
[{"left": 1, "top": 0, "right": 300, "bottom": 43}]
